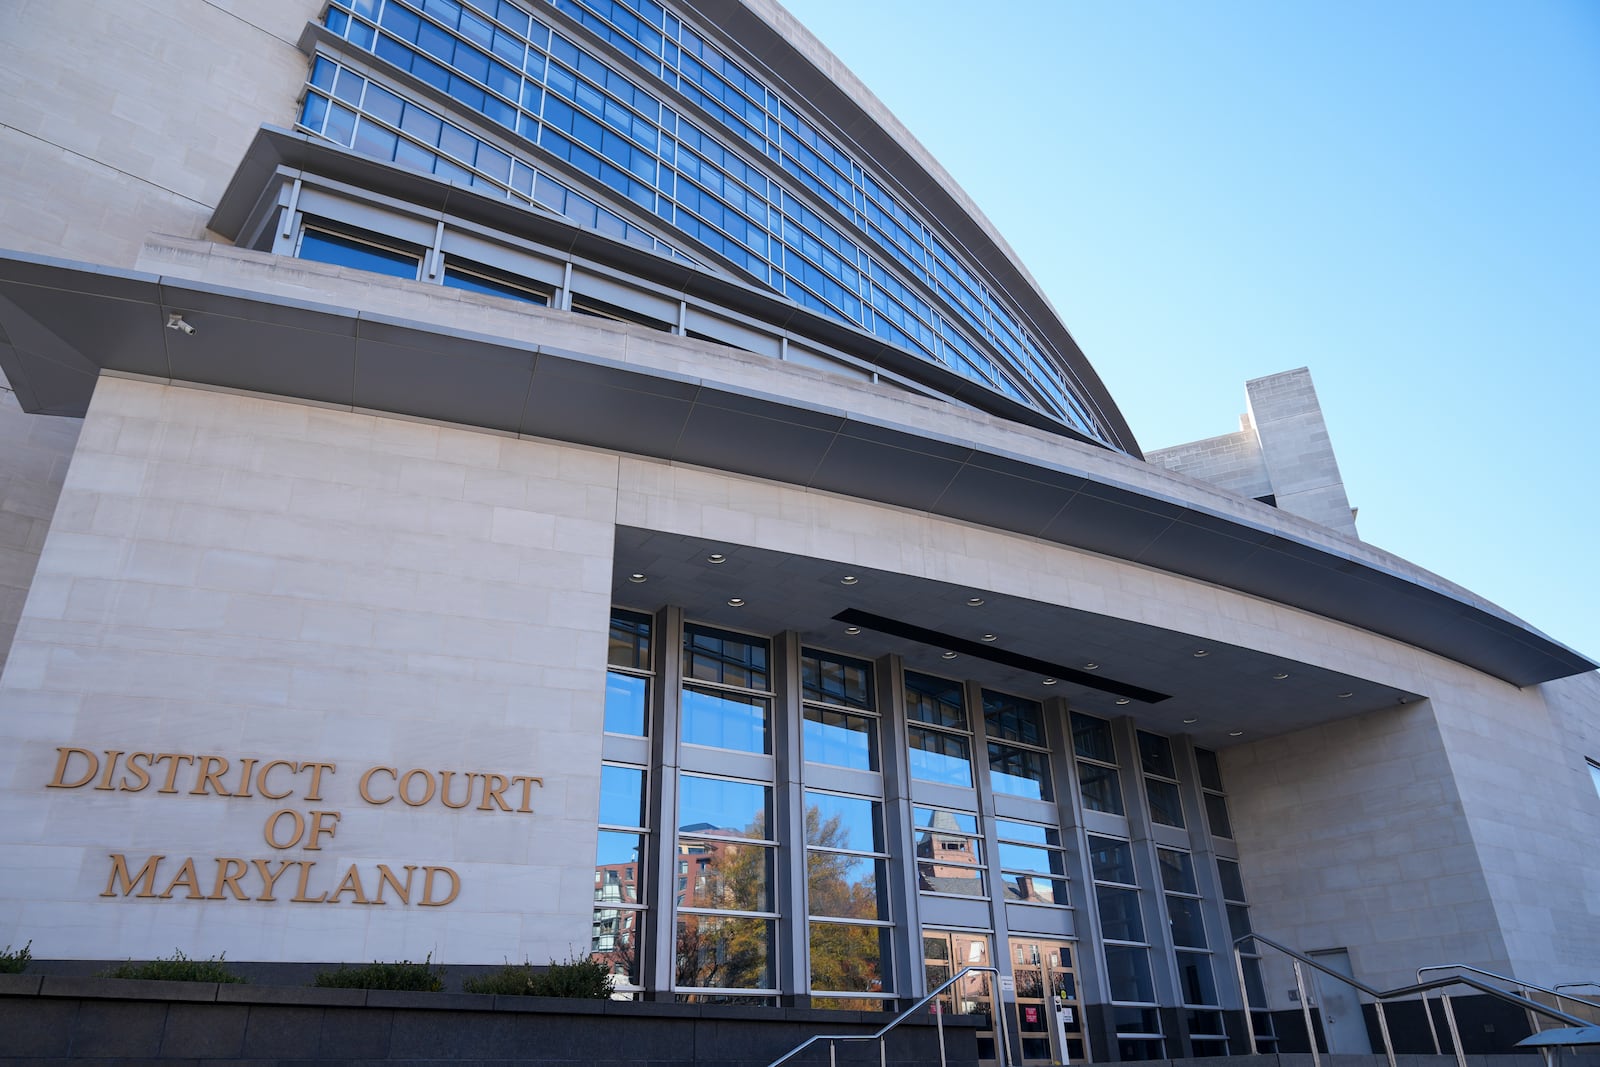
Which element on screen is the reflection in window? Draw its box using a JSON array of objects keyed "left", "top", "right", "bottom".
[
  {"left": 806, "top": 790, "right": 892, "bottom": 1005},
  {"left": 909, "top": 726, "right": 972, "bottom": 787},
  {"left": 442, "top": 262, "right": 549, "bottom": 303},
  {"left": 996, "top": 819, "right": 1069, "bottom": 906},
  {"left": 594, "top": 748, "right": 648, "bottom": 994},
  {"left": 298, "top": 226, "right": 421, "bottom": 279},
  {"left": 1073, "top": 712, "right": 1124, "bottom": 815},
  {"left": 1139, "top": 731, "right": 1184, "bottom": 828},
  {"left": 682, "top": 685, "right": 769, "bottom": 752},
  {"left": 914, "top": 806, "right": 984, "bottom": 897},
  {"left": 906, "top": 671, "right": 971, "bottom": 787},
  {"left": 675, "top": 914, "right": 773, "bottom": 991},
  {"left": 803, "top": 706, "right": 875, "bottom": 769}
]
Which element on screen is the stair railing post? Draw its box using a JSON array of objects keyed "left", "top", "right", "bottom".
[
  {"left": 1293, "top": 958, "right": 1321, "bottom": 1067},
  {"left": 1234, "top": 945, "right": 1259, "bottom": 1055},
  {"left": 1441, "top": 992, "right": 1467, "bottom": 1067},
  {"left": 936, "top": 1000, "right": 947, "bottom": 1067},
  {"left": 1373, "top": 998, "right": 1397, "bottom": 1067},
  {"left": 1423, "top": 991, "right": 1443, "bottom": 1055}
]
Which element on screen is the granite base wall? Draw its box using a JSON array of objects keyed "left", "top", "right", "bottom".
[{"left": 0, "top": 975, "right": 978, "bottom": 1066}]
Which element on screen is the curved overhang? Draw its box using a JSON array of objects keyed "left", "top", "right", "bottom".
[
  {"left": 680, "top": 0, "right": 1141, "bottom": 455},
  {"left": 0, "top": 247, "right": 1591, "bottom": 689}
]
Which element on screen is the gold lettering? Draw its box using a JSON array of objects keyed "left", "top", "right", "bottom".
[
  {"left": 231, "top": 757, "right": 257, "bottom": 798},
  {"left": 477, "top": 773, "right": 512, "bottom": 812},
  {"left": 360, "top": 766, "right": 396, "bottom": 805},
  {"left": 152, "top": 753, "right": 195, "bottom": 794},
  {"left": 511, "top": 775, "right": 544, "bottom": 814},
  {"left": 252, "top": 859, "right": 293, "bottom": 901},
  {"left": 159, "top": 857, "right": 205, "bottom": 899},
  {"left": 398, "top": 769, "right": 435, "bottom": 807},
  {"left": 438, "top": 770, "right": 474, "bottom": 809},
  {"left": 121, "top": 752, "right": 153, "bottom": 792},
  {"left": 264, "top": 808, "right": 305, "bottom": 849},
  {"left": 327, "top": 864, "right": 372, "bottom": 904},
  {"left": 302, "top": 761, "right": 336, "bottom": 802},
  {"left": 257, "top": 760, "right": 298, "bottom": 800},
  {"left": 290, "top": 861, "right": 327, "bottom": 903},
  {"left": 210, "top": 857, "right": 250, "bottom": 901},
  {"left": 373, "top": 864, "right": 417, "bottom": 905},
  {"left": 102, "top": 853, "right": 164, "bottom": 897},
  {"left": 94, "top": 750, "right": 125, "bottom": 791},
  {"left": 189, "top": 755, "right": 232, "bottom": 796},
  {"left": 47, "top": 747, "right": 98, "bottom": 789},
  {"left": 420, "top": 865, "right": 460, "bottom": 906},
  {"left": 306, "top": 810, "right": 340, "bottom": 850}
]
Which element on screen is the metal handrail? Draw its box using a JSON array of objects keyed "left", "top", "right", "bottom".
[
  {"left": 764, "top": 965, "right": 1011, "bottom": 1067},
  {"left": 1235, "top": 933, "right": 1591, "bottom": 1067},
  {"left": 1418, "top": 964, "right": 1600, "bottom": 1051}
]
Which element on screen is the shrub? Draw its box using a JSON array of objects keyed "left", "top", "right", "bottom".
[
  {"left": 101, "top": 949, "right": 244, "bottom": 983},
  {"left": 0, "top": 941, "right": 31, "bottom": 974},
  {"left": 313, "top": 956, "right": 444, "bottom": 992},
  {"left": 464, "top": 955, "right": 612, "bottom": 999}
]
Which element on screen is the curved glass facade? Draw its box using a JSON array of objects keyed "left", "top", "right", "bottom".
[{"left": 305, "top": 0, "right": 1117, "bottom": 444}]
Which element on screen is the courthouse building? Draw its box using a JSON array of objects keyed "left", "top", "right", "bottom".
[{"left": 1, "top": 1, "right": 1597, "bottom": 1062}]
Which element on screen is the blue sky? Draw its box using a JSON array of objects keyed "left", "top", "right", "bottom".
[{"left": 780, "top": 0, "right": 1600, "bottom": 663}]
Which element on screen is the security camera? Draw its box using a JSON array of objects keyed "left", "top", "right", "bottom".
[{"left": 165, "top": 313, "right": 196, "bottom": 336}]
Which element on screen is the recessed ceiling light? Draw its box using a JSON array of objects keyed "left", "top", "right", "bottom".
[
  {"left": 966, "top": 596, "right": 985, "bottom": 607},
  {"left": 1193, "top": 650, "right": 1209, "bottom": 658},
  {"left": 1115, "top": 697, "right": 1131, "bottom": 705},
  {"left": 840, "top": 575, "right": 858, "bottom": 585},
  {"left": 707, "top": 553, "right": 727, "bottom": 564},
  {"left": 1042, "top": 678, "right": 1058, "bottom": 686},
  {"left": 1338, "top": 691, "right": 1354, "bottom": 699},
  {"left": 627, "top": 573, "right": 647, "bottom": 583},
  {"left": 1228, "top": 730, "right": 1244, "bottom": 737},
  {"left": 1085, "top": 662, "right": 1099, "bottom": 670},
  {"left": 1273, "top": 671, "right": 1289, "bottom": 680},
  {"left": 727, "top": 597, "right": 745, "bottom": 607},
  {"left": 1183, "top": 716, "right": 1198, "bottom": 725},
  {"left": 941, "top": 651, "right": 958, "bottom": 659},
  {"left": 844, "top": 625, "right": 861, "bottom": 635},
  {"left": 981, "top": 633, "right": 997, "bottom": 642}
]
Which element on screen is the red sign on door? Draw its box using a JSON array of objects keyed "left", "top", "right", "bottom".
[{"left": 1024, "top": 1006, "right": 1039, "bottom": 1024}]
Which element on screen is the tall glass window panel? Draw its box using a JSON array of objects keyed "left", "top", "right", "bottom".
[
  {"left": 1157, "top": 848, "right": 1197, "bottom": 895},
  {"left": 1096, "top": 886, "right": 1145, "bottom": 942},
  {"left": 677, "top": 838, "right": 772, "bottom": 912},
  {"left": 595, "top": 760, "right": 648, "bottom": 992},
  {"left": 297, "top": 225, "right": 422, "bottom": 279},
  {"left": 802, "top": 650, "right": 873, "bottom": 709},
  {"left": 678, "top": 774, "right": 770, "bottom": 840},
  {"left": 1167, "top": 896, "right": 1208, "bottom": 949},
  {"left": 1176, "top": 951, "right": 1219, "bottom": 1006},
  {"left": 605, "top": 671, "right": 648, "bottom": 736},
  {"left": 1072, "top": 712, "right": 1124, "bottom": 814},
  {"left": 1139, "top": 732, "right": 1185, "bottom": 828},
  {"left": 809, "top": 922, "right": 888, "bottom": 1002},
  {"left": 996, "top": 819, "right": 1070, "bottom": 906},
  {"left": 681, "top": 685, "right": 769, "bottom": 753},
  {"left": 1138, "top": 731, "right": 1178, "bottom": 778},
  {"left": 983, "top": 690, "right": 1046, "bottom": 746},
  {"left": 1088, "top": 836, "right": 1137, "bottom": 886},
  {"left": 906, "top": 671, "right": 972, "bottom": 786},
  {"left": 1204, "top": 792, "right": 1234, "bottom": 838},
  {"left": 684, "top": 623, "right": 769, "bottom": 689},
  {"left": 1103, "top": 945, "right": 1156, "bottom": 1003},
  {"left": 675, "top": 914, "right": 774, "bottom": 991},
  {"left": 988, "top": 742, "right": 1052, "bottom": 801},
  {"left": 913, "top": 806, "right": 984, "bottom": 897},
  {"left": 803, "top": 706, "right": 875, "bottom": 770},
  {"left": 600, "top": 764, "right": 646, "bottom": 828}
]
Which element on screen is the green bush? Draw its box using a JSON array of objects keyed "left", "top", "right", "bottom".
[
  {"left": 101, "top": 949, "right": 244, "bottom": 984},
  {"left": 464, "top": 955, "right": 612, "bottom": 999},
  {"left": 0, "top": 941, "right": 31, "bottom": 974},
  {"left": 313, "top": 956, "right": 444, "bottom": 992}
]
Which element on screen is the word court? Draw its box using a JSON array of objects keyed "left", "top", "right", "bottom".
[{"left": 47, "top": 745, "right": 544, "bottom": 908}]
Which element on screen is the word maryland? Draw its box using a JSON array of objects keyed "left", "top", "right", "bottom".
[{"left": 47, "top": 746, "right": 544, "bottom": 907}]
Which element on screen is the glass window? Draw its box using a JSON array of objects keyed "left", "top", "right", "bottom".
[
  {"left": 443, "top": 263, "right": 549, "bottom": 303},
  {"left": 1589, "top": 759, "right": 1600, "bottom": 799},
  {"left": 908, "top": 726, "right": 972, "bottom": 787},
  {"left": 1096, "top": 885, "right": 1145, "bottom": 941},
  {"left": 1077, "top": 760, "right": 1124, "bottom": 815},
  {"left": 675, "top": 914, "right": 773, "bottom": 990},
  {"left": 809, "top": 921, "right": 887, "bottom": 993},
  {"left": 802, "top": 650, "right": 873, "bottom": 709},
  {"left": 914, "top": 806, "right": 984, "bottom": 897},
  {"left": 1157, "top": 849, "right": 1197, "bottom": 894},
  {"left": 906, "top": 671, "right": 967, "bottom": 730},
  {"left": 1103, "top": 944, "right": 1155, "bottom": 1002},
  {"left": 1146, "top": 778, "right": 1185, "bottom": 828},
  {"left": 1204, "top": 792, "right": 1233, "bottom": 838},
  {"left": 297, "top": 226, "right": 421, "bottom": 279},
  {"left": 1217, "top": 859, "right": 1246, "bottom": 903},
  {"left": 604, "top": 671, "right": 647, "bottom": 735},
  {"left": 599, "top": 764, "right": 645, "bottom": 827},
  {"left": 1138, "top": 731, "right": 1177, "bottom": 778},
  {"left": 1167, "top": 896, "right": 1208, "bottom": 948},
  {"left": 676, "top": 839, "right": 771, "bottom": 911},
  {"left": 988, "top": 742, "right": 1051, "bottom": 801},
  {"left": 682, "top": 685, "right": 768, "bottom": 752},
  {"left": 806, "top": 853, "right": 886, "bottom": 920},
  {"left": 996, "top": 819, "right": 1069, "bottom": 906},
  {"left": 805, "top": 792, "right": 880, "bottom": 851},
  {"left": 983, "top": 690, "right": 1045, "bottom": 746},
  {"left": 1176, "top": 951, "right": 1218, "bottom": 1005},
  {"left": 1072, "top": 712, "right": 1117, "bottom": 763},
  {"left": 1088, "top": 836, "right": 1136, "bottom": 885},
  {"left": 678, "top": 774, "right": 769, "bottom": 839},
  {"left": 803, "top": 706, "right": 875, "bottom": 769},
  {"left": 684, "top": 624, "right": 769, "bottom": 688},
  {"left": 609, "top": 609, "right": 651, "bottom": 669},
  {"left": 1195, "top": 747, "right": 1224, "bottom": 792}
]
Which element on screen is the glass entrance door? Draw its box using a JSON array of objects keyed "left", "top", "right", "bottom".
[
  {"left": 1010, "top": 937, "right": 1087, "bottom": 1064},
  {"left": 925, "top": 930, "right": 996, "bottom": 1063}
]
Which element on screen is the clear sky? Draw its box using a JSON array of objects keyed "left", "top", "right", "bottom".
[{"left": 780, "top": 0, "right": 1600, "bottom": 664}]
